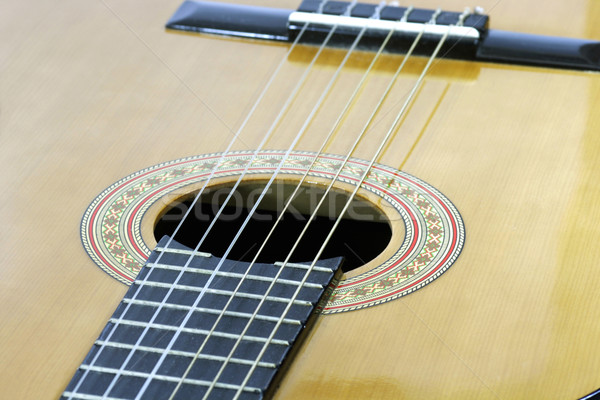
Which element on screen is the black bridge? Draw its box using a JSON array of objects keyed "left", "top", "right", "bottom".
[{"left": 166, "top": 0, "right": 600, "bottom": 71}]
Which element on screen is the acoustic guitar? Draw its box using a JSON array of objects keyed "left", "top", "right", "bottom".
[{"left": 1, "top": 0, "right": 599, "bottom": 398}]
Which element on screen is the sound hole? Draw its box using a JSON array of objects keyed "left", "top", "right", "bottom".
[{"left": 154, "top": 181, "right": 392, "bottom": 272}]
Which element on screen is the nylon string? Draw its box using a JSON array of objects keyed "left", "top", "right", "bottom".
[
  {"left": 231, "top": 9, "right": 472, "bottom": 399},
  {"left": 219, "top": 11, "right": 432, "bottom": 399},
  {"left": 170, "top": 8, "right": 399, "bottom": 398},
  {"left": 70, "top": 1, "right": 470, "bottom": 398},
  {"left": 66, "top": 3, "right": 321, "bottom": 399},
  {"left": 130, "top": 2, "right": 361, "bottom": 399},
  {"left": 167, "top": 4, "right": 406, "bottom": 399}
]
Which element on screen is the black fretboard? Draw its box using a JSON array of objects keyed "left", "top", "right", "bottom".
[{"left": 61, "top": 237, "right": 341, "bottom": 400}]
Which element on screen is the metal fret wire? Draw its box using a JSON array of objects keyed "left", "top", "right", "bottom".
[
  {"left": 147, "top": 261, "right": 323, "bottom": 288},
  {"left": 131, "top": 280, "right": 311, "bottom": 305},
  {"left": 118, "top": 300, "right": 301, "bottom": 325},
  {"left": 103, "top": 319, "right": 289, "bottom": 345},
  {"left": 152, "top": 248, "right": 334, "bottom": 272},
  {"left": 131, "top": 4, "right": 348, "bottom": 399},
  {"left": 232, "top": 11, "right": 471, "bottom": 400},
  {"left": 66, "top": 8, "right": 317, "bottom": 400},
  {"left": 73, "top": 365, "right": 261, "bottom": 392},
  {"left": 172, "top": 4, "right": 393, "bottom": 398},
  {"left": 93, "top": 341, "right": 275, "bottom": 368}
]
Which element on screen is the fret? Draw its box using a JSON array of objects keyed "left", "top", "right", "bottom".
[
  {"left": 153, "top": 246, "right": 334, "bottom": 273},
  {"left": 119, "top": 299, "right": 302, "bottom": 325},
  {"left": 132, "top": 280, "right": 313, "bottom": 305},
  {"left": 93, "top": 341, "right": 276, "bottom": 368},
  {"left": 273, "top": 261, "right": 334, "bottom": 273},
  {"left": 62, "top": 392, "right": 127, "bottom": 400},
  {"left": 75, "top": 365, "right": 262, "bottom": 392},
  {"left": 147, "top": 262, "right": 324, "bottom": 289},
  {"left": 107, "top": 319, "right": 289, "bottom": 346},
  {"left": 153, "top": 246, "right": 212, "bottom": 258}
]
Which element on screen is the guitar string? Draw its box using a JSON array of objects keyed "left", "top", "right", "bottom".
[
  {"left": 176, "top": 3, "right": 467, "bottom": 398},
  {"left": 168, "top": 5, "right": 400, "bottom": 398},
  {"left": 65, "top": 4, "right": 322, "bottom": 398},
  {"left": 169, "top": 4, "right": 405, "bottom": 399},
  {"left": 127, "top": 3, "right": 359, "bottom": 399},
  {"left": 232, "top": 11, "right": 471, "bottom": 399},
  {"left": 236, "top": 5, "right": 407, "bottom": 279},
  {"left": 113, "top": 15, "right": 341, "bottom": 400},
  {"left": 211, "top": 8, "right": 443, "bottom": 399},
  {"left": 70, "top": 2, "right": 465, "bottom": 398}
]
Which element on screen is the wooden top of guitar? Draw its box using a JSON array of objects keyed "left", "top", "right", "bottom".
[{"left": 1, "top": 0, "right": 599, "bottom": 399}]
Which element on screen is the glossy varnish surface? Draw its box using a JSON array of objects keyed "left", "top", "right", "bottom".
[{"left": 1, "top": 0, "right": 600, "bottom": 399}]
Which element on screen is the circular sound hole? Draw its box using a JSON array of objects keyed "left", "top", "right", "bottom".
[{"left": 154, "top": 181, "right": 392, "bottom": 272}]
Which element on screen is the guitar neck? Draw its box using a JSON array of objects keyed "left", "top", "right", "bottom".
[{"left": 61, "top": 236, "right": 342, "bottom": 399}]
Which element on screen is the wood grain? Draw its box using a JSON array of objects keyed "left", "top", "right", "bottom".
[{"left": 1, "top": 0, "right": 599, "bottom": 399}]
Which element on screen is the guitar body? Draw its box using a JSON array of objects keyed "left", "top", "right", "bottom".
[{"left": 1, "top": 0, "right": 599, "bottom": 398}]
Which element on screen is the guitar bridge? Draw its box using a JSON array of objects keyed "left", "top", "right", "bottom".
[{"left": 166, "top": 0, "right": 600, "bottom": 71}]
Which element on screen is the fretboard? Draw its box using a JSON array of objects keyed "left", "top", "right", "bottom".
[{"left": 61, "top": 236, "right": 342, "bottom": 400}]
